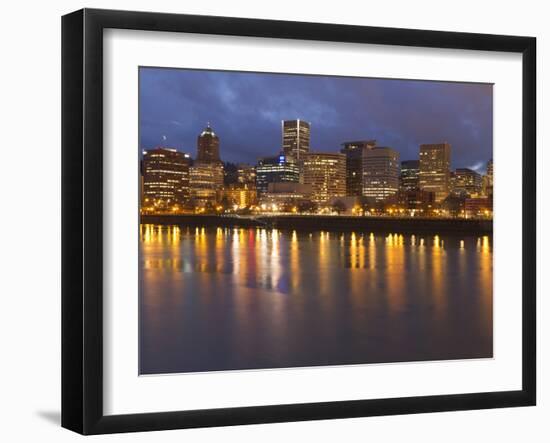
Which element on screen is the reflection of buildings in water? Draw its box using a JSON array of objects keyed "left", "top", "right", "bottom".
[
  {"left": 231, "top": 228, "right": 241, "bottom": 284},
  {"left": 318, "top": 231, "right": 331, "bottom": 295},
  {"left": 368, "top": 233, "right": 376, "bottom": 271},
  {"left": 350, "top": 233, "right": 358, "bottom": 269},
  {"left": 290, "top": 230, "right": 300, "bottom": 290},
  {"left": 385, "top": 233, "right": 405, "bottom": 313},
  {"left": 269, "top": 229, "right": 281, "bottom": 291},
  {"left": 258, "top": 229, "right": 268, "bottom": 289},
  {"left": 348, "top": 232, "right": 366, "bottom": 270},
  {"left": 458, "top": 237, "right": 466, "bottom": 286},
  {"left": 140, "top": 226, "right": 492, "bottom": 320},
  {"left": 479, "top": 235, "right": 492, "bottom": 322},
  {"left": 430, "top": 235, "right": 447, "bottom": 320},
  {"left": 348, "top": 233, "right": 366, "bottom": 296}
]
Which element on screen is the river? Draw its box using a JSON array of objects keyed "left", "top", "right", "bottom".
[{"left": 139, "top": 224, "right": 492, "bottom": 374}]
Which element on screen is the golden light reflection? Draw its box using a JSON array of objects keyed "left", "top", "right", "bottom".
[
  {"left": 368, "top": 232, "right": 376, "bottom": 270},
  {"left": 431, "top": 233, "right": 446, "bottom": 319},
  {"left": 358, "top": 235, "right": 365, "bottom": 269},
  {"left": 290, "top": 230, "right": 299, "bottom": 289},
  {"left": 348, "top": 232, "right": 366, "bottom": 296},
  {"left": 481, "top": 235, "right": 490, "bottom": 253},
  {"left": 385, "top": 230, "right": 405, "bottom": 313},
  {"left": 140, "top": 226, "right": 492, "bottom": 346},
  {"left": 171, "top": 226, "right": 180, "bottom": 245},
  {"left": 269, "top": 229, "right": 281, "bottom": 291},
  {"left": 350, "top": 232, "right": 357, "bottom": 269},
  {"left": 143, "top": 224, "right": 153, "bottom": 243},
  {"left": 257, "top": 228, "right": 268, "bottom": 288},
  {"left": 479, "top": 235, "right": 493, "bottom": 322},
  {"left": 319, "top": 230, "right": 330, "bottom": 295},
  {"left": 215, "top": 226, "right": 225, "bottom": 273},
  {"left": 232, "top": 228, "right": 240, "bottom": 278}
]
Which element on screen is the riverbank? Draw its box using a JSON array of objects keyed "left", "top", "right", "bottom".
[{"left": 140, "top": 214, "right": 492, "bottom": 234}]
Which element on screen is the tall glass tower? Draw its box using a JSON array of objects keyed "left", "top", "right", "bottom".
[
  {"left": 418, "top": 142, "right": 451, "bottom": 203},
  {"left": 282, "top": 119, "right": 310, "bottom": 162}
]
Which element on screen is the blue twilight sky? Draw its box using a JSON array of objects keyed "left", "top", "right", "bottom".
[{"left": 139, "top": 67, "right": 493, "bottom": 172}]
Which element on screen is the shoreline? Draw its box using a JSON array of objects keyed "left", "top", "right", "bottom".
[{"left": 140, "top": 214, "right": 492, "bottom": 234}]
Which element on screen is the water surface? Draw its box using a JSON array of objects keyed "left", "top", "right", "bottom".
[{"left": 139, "top": 225, "right": 492, "bottom": 374}]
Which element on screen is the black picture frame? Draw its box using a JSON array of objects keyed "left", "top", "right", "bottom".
[{"left": 61, "top": 8, "right": 536, "bottom": 435}]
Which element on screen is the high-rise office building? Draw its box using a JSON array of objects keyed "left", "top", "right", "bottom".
[
  {"left": 454, "top": 168, "right": 482, "bottom": 196},
  {"left": 419, "top": 142, "right": 451, "bottom": 203},
  {"left": 237, "top": 163, "right": 256, "bottom": 187},
  {"left": 400, "top": 160, "right": 420, "bottom": 191},
  {"left": 282, "top": 119, "right": 310, "bottom": 162},
  {"left": 340, "top": 140, "right": 376, "bottom": 196},
  {"left": 362, "top": 147, "right": 400, "bottom": 200},
  {"left": 486, "top": 158, "right": 494, "bottom": 197},
  {"left": 189, "top": 162, "right": 224, "bottom": 202},
  {"left": 397, "top": 188, "right": 435, "bottom": 211},
  {"left": 256, "top": 153, "right": 300, "bottom": 195},
  {"left": 142, "top": 147, "right": 191, "bottom": 208},
  {"left": 303, "top": 152, "right": 346, "bottom": 203},
  {"left": 487, "top": 158, "right": 493, "bottom": 186},
  {"left": 224, "top": 185, "right": 257, "bottom": 209},
  {"left": 196, "top": 123, "right": 221, "bottom": 163}
]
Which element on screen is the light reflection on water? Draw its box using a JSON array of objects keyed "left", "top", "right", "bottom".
[{"left": 139, "top": 224, "right": 493, "bottom": 374}]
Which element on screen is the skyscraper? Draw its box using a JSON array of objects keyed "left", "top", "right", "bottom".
[
  {"left": 237, "top": 164, "right": 256, "bottom": 187},
  {"left": 282, "top": 119, "right": 310, "bottom": 162},
  {"left": 256, "top": 153, "right": 300, "bottom": 196},
  {"left": 400, "top": 160, "right": 420, "bottom": 191},
  {"left": 223, "top": 163, "right": 258, "bottom": 209},
  {"left": 486, "top": 158, "right": 494, "bottom": 196},
  {"left": 419, "top": 142, "right": 451, "bottom": 203},
  {"left": 362, "top": 147, "right": 400, "bottom": 200},
  {"left": 454, "top": 168, "right": 482, "bottom": 197},
  {"left": 487, "top": 158, "right": 493, "bottom": 186},
  {"left": 303, "top": 152, "right": 346, "bottom": 203},
  {"left": 142, "top": 147, "right": 191, "bottom": 209},
  {"left": 340, "top": 140, "right": 376, "bottom": 196},
  {"left": 189, "top": 162, "right": 224, "bottom": 202},
  {"left": 196, "top": 123, "right": 221, "bottom": 163}
]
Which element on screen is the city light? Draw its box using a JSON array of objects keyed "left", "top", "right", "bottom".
[{"left": 140, "top": 122, "right": 492, "bottom": 221}]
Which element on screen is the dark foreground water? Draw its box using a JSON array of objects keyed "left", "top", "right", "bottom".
[{"left": 139, "top": 224, "right": 492, "bottom": 374}]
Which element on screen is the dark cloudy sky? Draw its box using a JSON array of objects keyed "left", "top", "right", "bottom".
[{"left": 139, "top": 67, "right": 493, "bottom": 172}]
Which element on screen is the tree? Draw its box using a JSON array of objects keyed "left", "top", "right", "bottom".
[
  {"left": 219, "top": 195, "right": 231, "bottom": 211},
  {"left": 331, "top": 199, "right": 347, "bottom": 214},
  {"left": 204, "top": 200, "right": 216, "bottom": 213},
  {"left": 297, "top": 200, "right": 318, "bottom": 214},
  {"left": 441, "top": 195, "right": 465, "bottom": 218},
  {"left": 184, "top": 197, "right": 198, "bottom": 212}
]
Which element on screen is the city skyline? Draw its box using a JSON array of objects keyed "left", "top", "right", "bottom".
[
  {"left": 138, "top": 67, "right": 494, "bottom": 376},
  {"left": 141, "top": 122, "right": 493, "bottom": 219},
  {"left": 139, "top": 67, "right": 493, "bottom": 172}
]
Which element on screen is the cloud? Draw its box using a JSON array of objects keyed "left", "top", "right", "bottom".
[
  {"left": 139, "top": 68, "right": 492, "bottom": 166},
  {"left": 468, "top": 161, "right": 485, "bottom": 173}
]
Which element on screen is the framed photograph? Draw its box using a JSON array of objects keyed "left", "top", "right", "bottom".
[{"left": 62, "top": 8, "right": 536, "bottom": 435}]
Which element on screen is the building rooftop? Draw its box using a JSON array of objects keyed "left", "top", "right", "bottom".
[{"left": 200, "top": 123, "right": 217, "bottom": 137}]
